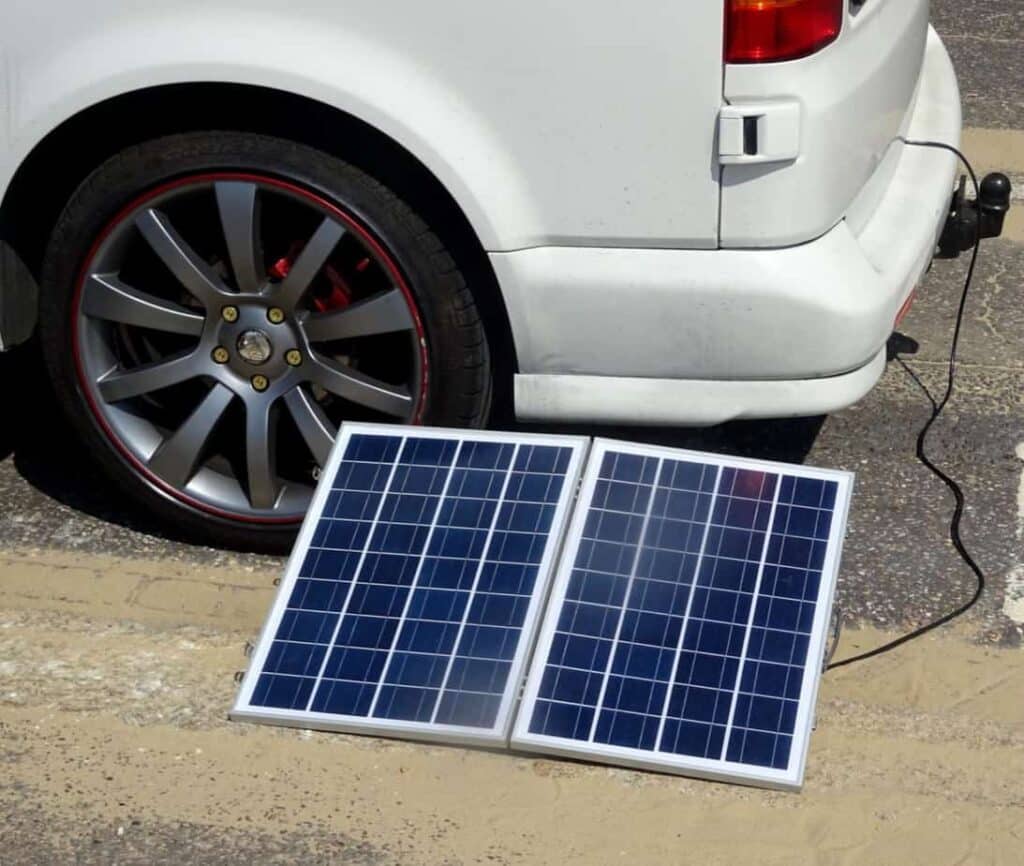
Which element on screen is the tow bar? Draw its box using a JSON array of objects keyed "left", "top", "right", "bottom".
[{"left": 938, "top": 171, "right": 1012, "bottom": 257}]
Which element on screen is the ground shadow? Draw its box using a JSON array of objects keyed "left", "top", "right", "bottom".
[
  {"left": 0, "top": 343, "right": 198, "bottom": 544},
  {"left": 2, "top": 345, "right": 826, "bottom": 545},
  {"left": 0, "top": 344, "right": 34, "bottom": 463},
  {"left": 514, "top": 414, "right": 826, "bottom": 465}
]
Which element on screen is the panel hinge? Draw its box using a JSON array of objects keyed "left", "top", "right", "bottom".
[{"left": 718, "top": 101, "right": 801, "bottom": 165}]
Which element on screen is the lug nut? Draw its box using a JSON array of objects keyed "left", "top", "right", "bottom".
[
  {"left": 267, "top": 307, "right": 286, "bottom": 325},
  {"left": 212, "top": 346, "right": 230, "bottom": 364},
  {"left": 221, "top": 305, "right": 239, "bottom": 323},
  {"left": 251, "top": 375, "right": 270, "bottom": 392},
  {"left": 285, "top": 349, "right": 303, "bottom": 367}
]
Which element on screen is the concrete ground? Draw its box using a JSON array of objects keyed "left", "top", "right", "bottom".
[{"left": 1, "top": 2, "right": 1023, "bottom": 863}]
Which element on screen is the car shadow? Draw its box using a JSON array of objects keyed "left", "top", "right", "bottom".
[
  {"left": 511, "top": 414, "right": 826, "bottom": 465},
  {"left": 0, "top": 348, "right": 23, "bottom": 464},
  {"left": 2, "top": 344, "right": 825, "bottom": 545},
  {"left": 0, "top": 343, "right": 196, "bottom": 543}
]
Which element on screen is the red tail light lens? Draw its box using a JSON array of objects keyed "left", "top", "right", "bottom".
[{"left": 726, "top": 0, "right": 844, "bottom": 64}]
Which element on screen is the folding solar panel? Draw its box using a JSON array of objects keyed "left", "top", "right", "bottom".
[
  {"left": 512, "top": 439, "right": 852, "bottom": 790},
  {"left": 232, "top": 423, "right": 588, "bottom": 746}
]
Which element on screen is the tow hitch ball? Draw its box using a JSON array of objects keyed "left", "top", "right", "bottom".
[{"left": 938, "top": 172, "right": 1012, "bottom": 258}]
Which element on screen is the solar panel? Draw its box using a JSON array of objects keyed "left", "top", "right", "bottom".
[
  {"left": 232, "top": 423, "right": 588, "bottom": 746},
  {"left": 511, "top": 439, "right": 852, "bottom": 790}
]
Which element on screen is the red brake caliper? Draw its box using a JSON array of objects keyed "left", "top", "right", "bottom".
[{"left": 268, "top": 242, "right": 370, "bottom": 313}]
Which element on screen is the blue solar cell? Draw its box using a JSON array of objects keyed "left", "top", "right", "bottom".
[
  {"left": 346, "top": 433, "right": 402, "bottom": 463},
  {"left": 238, "top": 430, "right": 849, "bottom": 788},
  {"left": 264, "top": 641, "right": 326, "bottom": 677},
  {"left": 252, "top": 674, "right": 314, "bottom": 711},
  {"left": 313, "top": 680, "right": 372, "bottom": 716},
  {"left": 433, "top": 691, "right": 503, "bottom": 728},
  {"left": 530, "top": 700, "right": 594, "bottom": 741},
  {"left": 333, "top": 459, "right": 391, "bottom": 493},
  {"left": 514, "top": 441, "right": 851, "bottom": 790},
  {"left": 234, "top": 424, "right": 586, "bottom": 746}
]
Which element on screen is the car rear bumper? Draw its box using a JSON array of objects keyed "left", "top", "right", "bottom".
[
  {"left": 497, "top": 27, "right": 960, "bottom": 425},
  {"left": 515, "top": 348, "right": 888, "bottom": 426}
]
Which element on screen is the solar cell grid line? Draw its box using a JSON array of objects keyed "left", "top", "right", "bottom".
[
  {"left": 592, "top": 460, "right": 777, "bottom": 758},
  {"left": 653, "top": 465, "right": 782, "bottom": 764},
  {"left": 231, "top": 423, "right": 588, "bottom": 748},
  {"left": 584, "top": 454, "right": 666, "bottom": 742},
  {"left": 721, "top": 473, "right": 839, "bottom": 770},
  {"left": 512, "top": 438, "right": 853, "bottom": 790},
  {"left": 651, "top": 463, "right": 723, "bottom": 753},
  {"left": 523, "top": 449, "right": 662, "bottom": 743},
  {"left": 429, "top": 444, "right": 520, "bottom": 724},
  {"left": 363, "top": 439, "right": 467, "bottom": 720},
  {"left": 429, "top": 442, "right": 570, "bottom": 729},
  {"left": 364, "top": 438, "right": 528, "bottom": 728},
  {"left": 717, "top": 472, "right": 783, "bottom": 760},
  {"left": 303, "top": 434, "right": 410, "bottom": 712},
  {"left": 305, "top": 434, "right": 465, "bottom": 720}
]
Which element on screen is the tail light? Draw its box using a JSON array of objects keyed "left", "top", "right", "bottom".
[{"left": 725, "top": 0, "right": 844, "bottom": 64}]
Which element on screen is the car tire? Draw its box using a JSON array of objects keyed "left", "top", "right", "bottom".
[{"left": 38, "top": 131, "right": 492, "bottom": 552}]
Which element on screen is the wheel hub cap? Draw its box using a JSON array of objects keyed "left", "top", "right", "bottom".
[{"left": 236, "top": 329, "right": 274, "bottom": 365}]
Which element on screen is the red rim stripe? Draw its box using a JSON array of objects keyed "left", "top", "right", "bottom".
[{"left": 71, "top": 171, "right": 430, "bottom": 526}]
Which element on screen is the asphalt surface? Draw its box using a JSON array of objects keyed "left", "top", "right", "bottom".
[
  {"left": 3, "top": 0, "right": 1023, "bottom": 640},
  {"left": 935, "top": 0, "right": 1024, "bottom": 128},
  {"left": 1, "top": 3, "right": 1023, "bottom": 863}
]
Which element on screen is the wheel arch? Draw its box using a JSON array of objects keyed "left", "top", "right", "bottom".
[{"left": 0, "top": 83, "right": 517, "bottom": 398}]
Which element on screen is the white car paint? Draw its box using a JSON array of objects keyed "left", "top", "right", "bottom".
[
  {"left": 721, "top": 0, "right": 933, "bottom": 248},
  {"left": 0, "top": 0, "right": 960, "bottom": 425},
  {"left": 509, "top": 26, "right": 959, "bottom": 422},
  {"left": 0, "top": 1, "right": 724, "bottom": 252}
]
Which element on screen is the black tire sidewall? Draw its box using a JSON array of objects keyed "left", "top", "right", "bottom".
[{"left": 38, "top": 131, "right": 490, "bottom": 552}]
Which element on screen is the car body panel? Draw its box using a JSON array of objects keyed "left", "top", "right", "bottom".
[
  {"left": 0, "top": 2, "right": 962, "bottom": 429},
  {"left": 502, "top": 28, "right": 960, "bottom": 423},
  {"left": 720, "top": 0, "right": 931, "bottom": 248},
  {"left": 515, "top": 348, "right": 888, "bottom": 426},
  {"left": 0, "top": 0, "right": 724, "bottom": 253}
]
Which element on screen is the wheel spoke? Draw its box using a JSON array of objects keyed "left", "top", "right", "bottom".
[
  {"left": 77, "top": 175, "right": 427, "bottom": 522},
  {"left": 148, "top": 383, "right": 234, "bottom": 487},
  {"left": 303, "top": 288, "right": 414, "bottom": 343},
  {"left": 135, "top": 209, "right": 229, "bottom": 307},
  {"left": 82, "top": 274, "right": 205, "bottom": 336},
  {"left": 308, "top": 356, "right": 413, "bottom": 418},
  {"left": 97, "top": 351, "right": 202, "bottom": 403},
  {"left": 283, "top": 386, "right": 336, "bottom": 467},
  {"left": 245, "top": 398, "right": 280, "bottom": 509},
  {"left": 276, "top": 217, "right": 346, "bottom": 308},
  {"left": 215, "top": 182, "right": 264, "bottom": 294}
]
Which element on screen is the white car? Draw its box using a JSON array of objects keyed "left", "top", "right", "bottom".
[{"left": 0, "top": 0, "right": 965, "bottom": 548}]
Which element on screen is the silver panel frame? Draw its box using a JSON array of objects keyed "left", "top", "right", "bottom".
[
  {"left": 510, "top": 438, "right": 853, "bottom": 790},
  {"left": 232, "top": 422, "right": 589, "bottom": 748}
]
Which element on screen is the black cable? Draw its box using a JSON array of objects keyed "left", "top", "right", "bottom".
[{"left": 827, "top": 139, "right": 987, "bottom": 670}]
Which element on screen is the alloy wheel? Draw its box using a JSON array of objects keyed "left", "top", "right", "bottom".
[{"left": 72, "top": 173, "right": 427, "bottom": 523}]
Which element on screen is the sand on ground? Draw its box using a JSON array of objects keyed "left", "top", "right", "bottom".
[{"left": 1, "top": 547, "right": 1022, "bottom": 865}]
